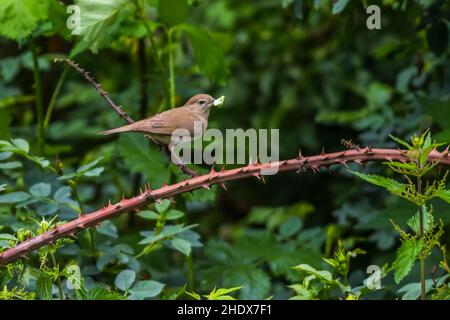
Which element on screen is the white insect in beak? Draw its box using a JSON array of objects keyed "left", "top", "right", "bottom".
[{"left": 213, "top": 95, "right": 225, "bottom": 107}]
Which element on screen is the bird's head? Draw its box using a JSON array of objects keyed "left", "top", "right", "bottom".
[{"left": 185, "top": 94, "right": 215, "bottom": 109}]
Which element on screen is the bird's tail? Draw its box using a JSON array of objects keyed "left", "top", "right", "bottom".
[{"left": 98, "top": 124, "right": 133, "bottom": 135}]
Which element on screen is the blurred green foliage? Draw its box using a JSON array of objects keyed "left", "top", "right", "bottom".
[{"left": 0, "top": 0, "right": 449, "bottom": 300}]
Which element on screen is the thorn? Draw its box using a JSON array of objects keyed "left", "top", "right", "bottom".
[
  {"left": 169, "top": 198, "right": 176, "bottom": 204},
  {"left": 108, "top": 199, "right": 112, "bottom": 207},
  {"left": 310, "top": 165, "right": 319, "bottom": 173},
  {"left": 296, "top": 149, "right": 303, "bottom": 160},
  {"left": 121, "top": 193, "right": 125, "bottom": 201},
  {"left": 220, "top": 166, "right": 226, "bottom": 172},
  {"left": 353, "top": 159, "right": 364, "bottom": 166},
  {"left": 321, "top": 147, "right": 325, "bottom": 155},
  {"left": 202, "top": 184, "right": 211, "bottom": 190},
  {"left": 337, "top": 160, "right": 349, "bottom": 168},
  {"left": 116, "top": 204, "right": 122, "bottom": 209},
  {"left": 219, "top": 182, "right": 228, "bottom": 191}
]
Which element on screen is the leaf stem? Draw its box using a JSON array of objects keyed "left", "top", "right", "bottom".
[
  {"left": 30, "top": 39, "right": 45, "bottom": 155},
  {"left": 416, "top": 161, "right": 426, "bottom": 300},
  {"left": 44, "top": 66, "right": 69, "bottom": 133},
  {"left": 50, "top": 252, "right": 65, "bottom": 300}
]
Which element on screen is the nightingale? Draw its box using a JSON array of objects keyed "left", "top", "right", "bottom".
[{"left": 99, "top": 94, "right": 224, "bottom": 164}]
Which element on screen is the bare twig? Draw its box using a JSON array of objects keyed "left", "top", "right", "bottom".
[
  {"left": 2, "top": 147, "right": 450, "bottom": 265},
  {"left": 54, "top": 58, "right": 197, "bottom": 177}
]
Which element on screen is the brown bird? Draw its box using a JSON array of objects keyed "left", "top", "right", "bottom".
[{"left": 99, "top": 94, "right": 224, "bottom": 163}]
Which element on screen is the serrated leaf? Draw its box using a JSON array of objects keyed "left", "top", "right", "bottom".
[
  {"left": 77, "top": 157, "right": 104, "bottom": 173},
  {"left": 72, "top": 0, "right": 127, "bottom": 55},
  {"left": 0, "top": 0, "right": 50, "bottom": 39},
  {"left": 407, "top": 205, "right": 433, "bottom": 234},
  {"left": 115, "top": 270, "right": 136, "bottom": 291},
  {"left": 85, "top": 288, "right": 125, "bottom": 300},
  {"left": 158, "top": 0, "right": 189, "bottom": 27},
  {"left": 36, "top": 274, "right": 53, "bottom": 300},
  {"left": 30, "top": 182, "right": 51, "bottom": 197},
  {"left": 349, "top": 171, "right": 406, "bottom": 194},
  {"left": 179, "top": 24, "right": 228, "bottom": 84},
  {"left": 393, "top": 239, "right": 423, "bottom": 284},
  {"left": 117, "top": 135, "right": 169, "bottom": 187}
]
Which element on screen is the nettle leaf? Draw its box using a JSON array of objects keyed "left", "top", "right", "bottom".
[
  {"left": 158, "top": 0, "right": 189, "bottom": 27},
  {"left": 204, "top": 286, "right": 242, "bottom": 300},
  {"left": 407, "top": 205, "right": 434, "bottom": 234},
  {"left": 0, "top": 191, "right": 30, "bottom": 204},
  {"left": 393, "top": 239, "right": 423, "bottom": 284},
  {"left": 435, "top": 189, "right": 450, "bottom": 204},
  {"left": 350, "top": 171, "right": 406, "bottom": 194},
  {"left": 128, "top": 280, "right": 165, "bottom": 300},
  {"left": 139, "top": 224, "right": 197, "bottom": 245},
  {"left": 84, "top": 288, "right": 125, "bottom": 300},
  {"left": 179, "top": 24, "right": 228, "bottom": 84},
  {"left": 72, "top": 0, "right": 128, "bottom": 55},
  {"left": 29, "top": 182, "right": 51, "bottom": 197},
  {"left": 117, "top": 134, "right": 169, "bottom": 187},
  {"left": 36, "top": 274, "right": 53, "bottom": 300},
  {"left": 166, "top": 209, "right": 184, "bottom": 220},
  {"left": 115, "top": 269, "right": 136, "bottom": 291},
  {"left": 0, "top": 0, "right": 50, "bottom": 39}
]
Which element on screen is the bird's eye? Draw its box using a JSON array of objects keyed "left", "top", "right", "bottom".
[{"left": 198, "top": 99, "right": 206, "bottom": 105}]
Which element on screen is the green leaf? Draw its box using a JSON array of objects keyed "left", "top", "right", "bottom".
[
  {"left": 139, "top": 224, "right": 197, "bottom": 245},
  {"left": 349, "top": 171, "right": 406, "bottom": 194},
  {"left": 138, "top": 210, "right": 159, "bottom": 220},
  {"left": 158, "top": 0, "right": 189, "bottom": 27},
  {"left": 96, "top": 220, "right": 118, "bottom": 238},
  {"left": 85, "top": 288, "right": 125, "bottom": 300},
  {"left": 179, "top": 24, "right": 229, "bottom": 84},
  {"left": 393, "top": 239, "right": 423, "bottom": 284},
  {"left": 37, "top": 202, "right": 58, "bottom": 216},
  {"left": 389, "top": 135, "right": 411, "bottom": 149},
  {"left": 115, "top": 269, "right": 136, "bottom": 291},
  {"left": 0, "top": 0, "right": 50, "bottom": 39},
  {"left": 77, "top": 157, "right": 104, "bottom": 173},
  {"left": 0, "top": 110, "right": 11, "bottom": 139},
  {"left": 171, "top": 238, "right": 191, "bottom": 256},
  {"left": 117, "top": 134, "right": 169, "bottom": 187},
  {"left": 30, "top": 182, "right": 51, "bottom": 197},
  {"left": 279, "top": 216, "right": 302, "bottom": 238},
  {"left": 128, "top": 280, "right": 165, "bottom": 300},
  {"left": 36, "top": 274, "right": 53, "bottom": 300},
  {"left": 407, "top": 205, "right": 433, "bottom": 234},
  {"left": 204, "top": 286, "right": 242, "bottom": 300},
  {"left": 11, "top": 138, "right": 29, "bottom": 153},
  {"left": 435, "top": 189, "right": 450, "bottom": 204},
  {"left": 155, "top": 199, "right": 171, "bottom": 213},
  {"left": 72, "top": 0, "right": 127, "bottom": 55},
  {"left": 332, "top": 0, "right": 350, "bottom": 14},
  {"left": 166, "top": 209, "right": 185, "bottom": 220},
  {"left": 54, "top": 187, "right": 71, "bottom": 202},
  {"left": 0, "top": 161, "right": 22, "bottom": 169},
  {"left": 0, "top": 191, "right": 30, "bottom": 203},
  {"left": 0, "top": 233, "right": 16, "bottom": 248}
]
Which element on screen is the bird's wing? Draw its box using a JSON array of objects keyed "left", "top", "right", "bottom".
[{"left": 130, "top": 107, "right": 197, "bottom": 135}]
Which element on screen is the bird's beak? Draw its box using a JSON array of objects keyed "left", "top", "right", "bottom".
[{"left": 213, "top": 96, "right": 225, "bottom": 107}]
